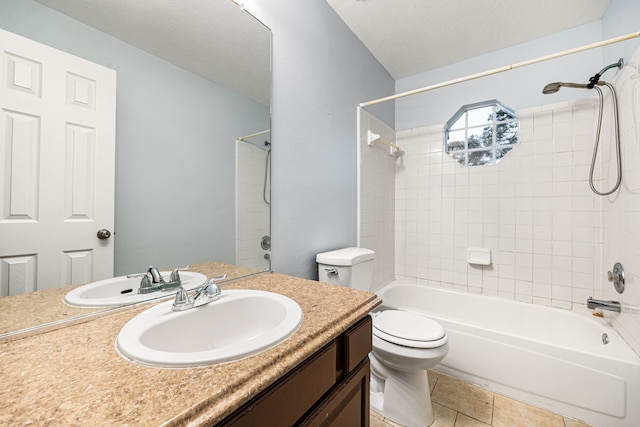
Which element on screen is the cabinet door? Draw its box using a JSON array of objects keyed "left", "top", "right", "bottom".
[
  {"left": 344, "top": 316, "right": 372, "bottom": 374},
  {"left": 220, "top": 343, "right": 337, "bottom": 427},
  {"left": 300, "top": 359, "right": 370, "bottom": 427}
]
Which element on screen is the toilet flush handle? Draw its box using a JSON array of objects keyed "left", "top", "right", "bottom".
[{"left": 325, "top": 268, "right": 338, "bottom": 275}]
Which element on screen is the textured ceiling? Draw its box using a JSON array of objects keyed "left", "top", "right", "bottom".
[
  {"left": 326, "top": 0, "right": 610, "bottom": 79},
  {"left": 32, "top": 0, "right": 611, "bottom": 101},
  {"left": 34, "top": 0, "right": 271, "bottom": 105}
]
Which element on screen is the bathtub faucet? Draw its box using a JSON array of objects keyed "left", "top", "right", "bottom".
[{"left": 587, "top": 297, "right": 621, "bottom": 313}]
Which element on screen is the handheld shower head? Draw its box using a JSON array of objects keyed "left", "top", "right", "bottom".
[
  {"left": 542, "top": 82, "right": 562, "bottom": 94},
  {"left": 542, "top": 81, "right": 590, "bottom": 94},
  {"left": 544, "top": 58, "right": 623, "bottom": 94}
]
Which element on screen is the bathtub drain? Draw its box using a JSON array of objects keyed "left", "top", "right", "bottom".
[{"left": 602, "top": 333, "right": 609, "bottom": 345}]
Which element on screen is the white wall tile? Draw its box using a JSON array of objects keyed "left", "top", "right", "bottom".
[{"left": 358, "top": 109, "right": 396, "bottom": 290}]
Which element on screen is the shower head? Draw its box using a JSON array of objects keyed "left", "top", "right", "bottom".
[
  {"left": 542, "top": 81, "right": 600, "bottom": 94},
  {"left": 542, "top": 82, "right": 562, "bottom": 94},
  {"left": 545, "top": 58, "right": 624, "bottom": 94}
]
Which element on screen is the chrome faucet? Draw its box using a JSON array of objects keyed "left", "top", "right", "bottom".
[
  {"left": 587, "top": 297, "right": 621, "bottom": 313},
  {"left": 127, "top": 265, "right": 190, "bottom": 294},
  {"left": 172, "top": 274, "right": 227, "bottom": 312},
  {"left": 148, "top": 266, "right": 163, "bottom": 283}
]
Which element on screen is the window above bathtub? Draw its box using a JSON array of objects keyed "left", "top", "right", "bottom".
[{"left": 444, "top": 100, "right": 519, "bottom": 167}]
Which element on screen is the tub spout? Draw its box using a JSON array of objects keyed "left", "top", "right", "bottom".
[{"left": 587, "top": 297, "right": 621, "bottom": 313}]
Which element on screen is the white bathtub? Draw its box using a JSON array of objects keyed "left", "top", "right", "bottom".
[{"left": 376, "top": 282, "right": 640, "bottom": 427}]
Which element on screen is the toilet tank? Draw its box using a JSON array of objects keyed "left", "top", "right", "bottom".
[{"left": 316, "top": 247, "right": 375, "bottom": 291}]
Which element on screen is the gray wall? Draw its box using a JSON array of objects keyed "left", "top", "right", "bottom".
[
  {"left": 1, "top": 0, "right": 270, "bottom": 275},
  {"left": 246, "top": 1, "right": 395, "bottom": 279},
  {"left": 602, "top": 0, "right": 640, "bottom": 63}
]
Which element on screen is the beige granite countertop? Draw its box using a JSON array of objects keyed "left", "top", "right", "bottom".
[
  {"left": 0, "top": 262, "right": 262, "bottom": 336},
  {"left": 0, "top": 265, "right": 381, "bottom": 426}
]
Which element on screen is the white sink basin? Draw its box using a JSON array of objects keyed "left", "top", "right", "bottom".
[
  {"left": 115, "top": 289, "right": 303, "bottom": 368},
  {"left": 64, "top": 272, "right": 207, "bottom": 307}
]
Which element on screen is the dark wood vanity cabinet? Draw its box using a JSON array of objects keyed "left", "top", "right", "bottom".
[{"left": 220, "top": 315, "right": 372, "bottom": 427}]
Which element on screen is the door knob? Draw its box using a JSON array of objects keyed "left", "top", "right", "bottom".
[{"left": 97, "top": 229, "right": 112, "bottom": 239}]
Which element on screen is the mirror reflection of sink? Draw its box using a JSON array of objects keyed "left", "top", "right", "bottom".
[
  {"left": 116, "top": 289, "right": 303, "bottom": 368},
  {"left": 64, "top": 272, "right": 207, "bottom": 307}
]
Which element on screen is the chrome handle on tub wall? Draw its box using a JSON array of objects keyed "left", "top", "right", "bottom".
[
  {"left": 607, "top": 262, "right": 625, "bottom": 294},
  {"left": 260, "top": 235, "right": 271, "bottom": 250}
]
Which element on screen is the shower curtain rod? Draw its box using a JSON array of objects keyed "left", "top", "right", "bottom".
[
  {"left": 238, "top": 129, "right": 270, "bottom": 141},
  {"left": 359, "top": 31, "right": 640, "bottom": 108}
]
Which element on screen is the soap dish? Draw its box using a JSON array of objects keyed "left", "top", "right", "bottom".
[{"left": 467, "top": 247, "right": 491, "bottom": 266}]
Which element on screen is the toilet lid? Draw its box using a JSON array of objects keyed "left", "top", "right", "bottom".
[{"left": 373, "top": 310, "right": 446, "bottom": 348}]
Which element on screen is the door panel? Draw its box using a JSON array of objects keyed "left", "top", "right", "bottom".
[
  {"left": 0, "top": 254, "right": 37, "bottom": 295},
  {"left": 2, "top": 110, "right": 40, "bottom": 221}
]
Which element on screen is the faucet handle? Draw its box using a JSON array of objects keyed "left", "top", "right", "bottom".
[
  {"left": 211, "top": 274, "right": 227, "bottom": 283},
  {"left": 193, "top": 276, "right": 226, "bottom": 306},
  {"left": 138, "top": 272, "right": 154, "bottom": 292},
  {"left": 202, "top": 277, "right": 223, "bottom": 301},
  {"left": 169, "top": 265, "right": 190, "bottom": 283},
  {"left": 126, "top": 272, "right": 147, "bottom": 279},
  {"left": 607, "top": 262, "right": 625, "bottom": 293},
  {"left": 172, "top": 287, "right": 192, "bottom": 312},
  {"left": 206, "top": 274, "right": 227, "bottom": 299}
]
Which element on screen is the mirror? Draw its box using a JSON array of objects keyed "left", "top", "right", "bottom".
[{"left": 0, "top": 0, "right": 271, "bottom": 336}]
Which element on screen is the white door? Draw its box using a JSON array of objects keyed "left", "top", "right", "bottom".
[{"left": 0, "top": 29, "right": 116, "bottom": 295}]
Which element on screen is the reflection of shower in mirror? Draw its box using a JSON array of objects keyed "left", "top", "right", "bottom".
[
  {"left": 236, "top": 130, "right": 271, "bottom": 270},
  {"left": 263, "top": 141, "right": 271, "bottom": 205},
  {"left": 237, "top": 131, "right": 271, "bottom": 205}
]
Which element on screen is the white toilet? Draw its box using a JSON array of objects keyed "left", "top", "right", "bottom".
[{"left": 317, "top": 247, "right": 449, "bottom": 427}]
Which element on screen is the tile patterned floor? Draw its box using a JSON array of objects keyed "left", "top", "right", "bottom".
[{"left": 370, "top": 371, "right": 593, "bottom": 427}]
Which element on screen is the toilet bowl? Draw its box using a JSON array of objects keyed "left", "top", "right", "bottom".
[
  {"left": 316, "top": 248, "right": 448, "bottom": 427},
  {"left": 370, "top": 310, "right": 449, "bottom": 427}
]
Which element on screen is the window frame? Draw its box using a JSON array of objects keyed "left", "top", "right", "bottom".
[{"left": 443, "top": 99, "right": 519, "bottom": 167}]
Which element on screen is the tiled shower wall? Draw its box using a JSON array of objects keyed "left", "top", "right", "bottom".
[
  {"left": 236, "top": 140, "right": 271, "bottom": 271},
  {"left": 359, "top": 110, "right": 396, "bottom": 291},
  {"left": 395, "top": 98, "right": 604, "bottom": 309},
  {"left": 391, "top": 54, "right": 640, "bottom": 356},
  {"left": 601, "top": 51, "right": 640, "bottom": 355}
]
